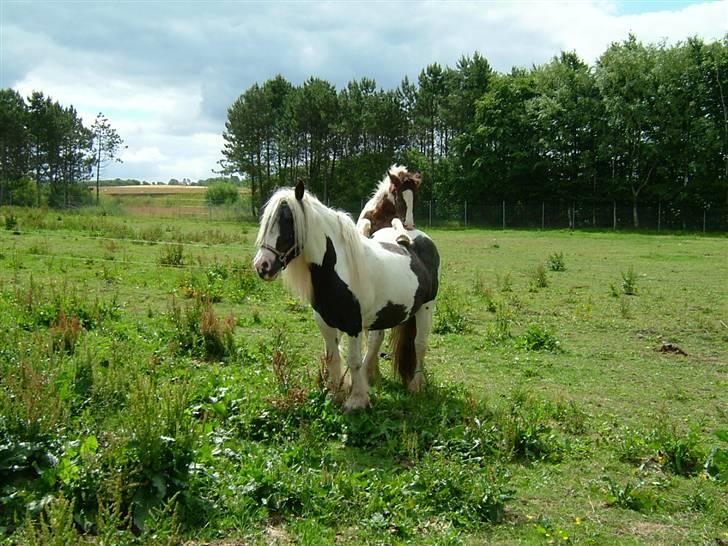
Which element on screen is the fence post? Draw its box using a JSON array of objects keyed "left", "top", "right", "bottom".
[
  {"left": 464, "top": 201, "right": 467, "bottom": 228},
  {"left": 658, "top": 201, "right": 661, "bottom": 232},
  {"left": 703, "top": 208, "right": 707, "bottom": 233},
  {"left": 502, "top": 200, "right": 506, "bottom": 229},
  {"left": 428, "top": 200, "right": 432, "bottom": 228},
  {"left": 613, "top": 201, "right": 617, "bottom": 230},
  {"left": 541, "top": 201, "right": 545, "bottom": 230}
]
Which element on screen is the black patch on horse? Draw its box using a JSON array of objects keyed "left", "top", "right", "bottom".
[
  {"left": 276, "top": 202, "right": 295, "bottom": 253},
  {"left": 309, "top": 237, "right": 362, "bottom": 337},
  {"left": 378, "top": 242, "right": 408, "bottom": 255},
  {"left": 408, "top": 235, "right": 440, "bottom": 312},
  {"left": 370, "top": 301, "right": 408, "bottom": 330}
]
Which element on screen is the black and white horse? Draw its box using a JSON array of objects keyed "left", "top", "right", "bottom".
[{"left": 253, "top": 182, "right": 439, "bottom": 411}]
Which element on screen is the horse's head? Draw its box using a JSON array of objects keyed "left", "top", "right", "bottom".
[
  {"left": 253, "top": 181, "right": 305, "bottom": 280},
  {"left": 388, "top": 170, "right": 422, "bottom": 229}
]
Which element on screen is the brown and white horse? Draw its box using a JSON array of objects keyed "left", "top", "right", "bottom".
[
  {"left": 357, "top": 165, "right": 425, "bottom": 382},
  {"left": 356, "top": 165, "right": 422, "bottom": 237}
]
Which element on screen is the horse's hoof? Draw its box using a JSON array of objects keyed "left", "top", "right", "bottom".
[
  {"left": 407, "top": 374, "right": 425, "bottom": 393},
  {"left": 343, "top": 395, "right": 370, "bottom": 413}
]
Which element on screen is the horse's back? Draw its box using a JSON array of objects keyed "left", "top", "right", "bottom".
[{"left": 372, "top": 228, "right": 440, "bottom": 305}]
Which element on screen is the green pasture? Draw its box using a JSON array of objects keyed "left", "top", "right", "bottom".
[{"left": 0, "top": 205, "right": 726, "bottom": 545}]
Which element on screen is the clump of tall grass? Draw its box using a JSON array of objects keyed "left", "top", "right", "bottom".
[
  {"left": 496, "top": 272, "right": 513, "bottom": 292},
  {"left": 50, "top": 311, "right": 82, "bottom": 354},
  {"left": 483, "top": 302, "right": 513, "bottom": 345},
  {"left": 547, "top": 251, "right": 566, "bottom": 272},
  {"left": 168, "top": 296, "right": 235, "bottom": 361},
  {"left": 158, "top": 243, "right": 185, "bottom": 267},
  {"left": 612, "top": 266, "right": 638, "bottom": 297},
  {"left": 434, "top": 285, "right": 468, "bottom": 334},
  {"left": 528, "top": 264, "right": 548, "bottom": 292},
  {"left": 516, "top": 324, "right": 561, "bottom": 352},
  {"left": 471, "top": 272, "right": 497, "bottom": 312},
  {"left": 111, "top": 375, "right": 198, "bottom": 532}
]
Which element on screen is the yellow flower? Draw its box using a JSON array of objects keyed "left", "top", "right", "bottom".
[{"left": 574, "top": 516, "right": 582, "bottom": 525}]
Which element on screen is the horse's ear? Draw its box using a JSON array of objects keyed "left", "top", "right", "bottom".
[
  {"left": 295, "top": 180, "right": 305, "bottom": 201},
  {"left": 388, "top": 171, "right": 402, "bottom": 187}
]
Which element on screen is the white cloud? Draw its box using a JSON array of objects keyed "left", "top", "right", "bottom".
[{"left": 122, "top": 146, "right": 167, "bottom": 164}]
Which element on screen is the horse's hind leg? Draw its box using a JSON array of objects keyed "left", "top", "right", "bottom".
[
  {"left": 314, "top": 312, "right": 347, "bottom": 395},
  {"left": 364, "top": 329, "right": 385, "bottom": 385},
  {"left": 343, "top": 333, "right": 370, "bottom": 412},
  {"left": 410, "top": 302, "right": 435, "bottom": 393}
]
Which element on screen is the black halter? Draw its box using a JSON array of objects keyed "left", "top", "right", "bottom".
[{"left": 261, "top": 243, "right": 300, "bottom": 270}]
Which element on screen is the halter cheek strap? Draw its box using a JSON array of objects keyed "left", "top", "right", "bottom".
[{"left": 261, "top": 243, "right": 300, "bottom": 270}]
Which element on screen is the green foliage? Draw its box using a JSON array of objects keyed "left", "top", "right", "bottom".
[
  {"left": 602, "top": 478, "right": 660, "bottom": 513},
  {"left": 17, "top": 495, "right": 81, "bottom": 546},
  {"left": 705, "top": 437, "right": 728, "bottom": 484},
  {"left": 4, "top": 212, "right": 18, "bottom": 230},
  {"left": 4, "top": 177, "right": 39, "bottom": 207},
  {"left": 434, "top": 285, "right": 469, "bottom": 334},
  {"left": 205, "top": 182, "right": 239, "bottom": 206},
  {"left": 516, "top": 324, "right": 561, "bottom": 352},
  {"left": 547, "top": 251, "right": 566, "bottom": 271},
  {"left": 620, "top": 266, "right": 638, "bottom": 295},
  {"left": 13, "top": 277, "right": 120, "bottom": 331},
  {"left": 496, "top": 271, "right": 513, "bottom": 292},
  {"left": 653, "top": 424, "right": 707, "bottom": 476},
  {"left": 158, "top": 243, "right": 185, "bottom": 267},
  {"left": 114, "top": 376, "right": 198, "bottom": 532},
  {"left": 482, "top": 301, "right": 513, "bottom": 345},
  {"left": 1, "top": 208, "right": 727, "bottom": 543},
  {"left": 528, "top": 263, "right": 548, "bottom": 291},
  {"left": 168, "top": 296, "right": 236, "bottom": 361},
  {"left": 614, "top": 423, "right": 714, "bottom": 478}
]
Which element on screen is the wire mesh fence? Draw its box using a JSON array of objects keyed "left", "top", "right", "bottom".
[{"left": 326, "top": 199, "right": 728, "bottom": 232}]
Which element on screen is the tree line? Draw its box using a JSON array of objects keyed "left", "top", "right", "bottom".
[
  {"left": 0, "top": 90, "right": 123, "bottom": 208},
  {"left": 222, "top": 35, "right": 728, "bottom": 227}
]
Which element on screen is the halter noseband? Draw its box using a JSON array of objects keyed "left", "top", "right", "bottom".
[{"left": 261, "top": 243, "right": 300, "bottom": 270}]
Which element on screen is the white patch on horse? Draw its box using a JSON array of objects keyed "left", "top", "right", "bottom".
[{"left": 402, "top": 189, "right": 414, "bottom": 229}]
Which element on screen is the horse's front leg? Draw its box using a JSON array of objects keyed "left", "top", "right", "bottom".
[
  {"left": 343, "top": 333, "right": 369, "bottom": 412},
  {"left": 314, "top": 312, "right": 347, "bottom": 396},
  {"left": 390, "top": 218, "right": 412, "bottom": 247}
]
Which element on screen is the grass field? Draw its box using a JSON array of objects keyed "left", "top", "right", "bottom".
[{"left": 0, "top": 203, "right": 726, "bottom": 545}]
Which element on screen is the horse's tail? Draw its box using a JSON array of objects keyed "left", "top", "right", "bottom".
[{"left": 392, "top": 316, "right": 417, "bottom": 385}]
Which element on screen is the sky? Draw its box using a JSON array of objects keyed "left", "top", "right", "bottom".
[{"left": 1, "top": 0, "right": 726, "bottom": 183}]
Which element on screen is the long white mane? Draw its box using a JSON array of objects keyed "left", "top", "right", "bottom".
[
  {"left": 367, "top": 163, "right": 409, "bottom": 203},
  {"left": 257, "top": 187, "right": 366, "bottom": 304}
]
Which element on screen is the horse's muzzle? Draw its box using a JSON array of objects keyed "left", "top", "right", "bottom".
[{"left": 253, "top": 249, "right": 281, "bottom": 281}]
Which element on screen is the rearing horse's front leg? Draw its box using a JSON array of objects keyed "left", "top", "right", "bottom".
[{"left": 343, "top": 333, "right": 369, "bottom": 412}]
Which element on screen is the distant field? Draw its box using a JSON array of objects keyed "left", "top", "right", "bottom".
[
  {"left": 99, "top": 185, "right": 209, "bottom": 195},
  {"left": 0, "top": 204, "right": 726, "bottom": 545},
  {"left": 98, "top": 185, "right": 253, "bottom": 220}
]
